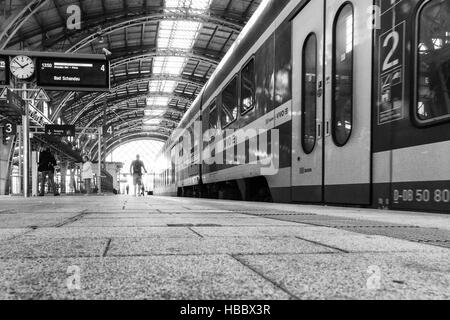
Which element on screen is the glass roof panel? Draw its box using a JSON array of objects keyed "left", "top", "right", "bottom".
[
  {"left": 148, "top": 80, "right": 177, "bottom": 93},
  {"left": 152, "top": 56, "right": 186, "bottom": 75},
  {"left": 144, "top": 119, "right": 162, "bottom": 125},
  {"left": 158, "top": 20, "right": 202, "bottom": 50},
  {"left": 145, "top": 109, "right": 167, "bottom": 117},
  {"left": 165, "top": 0, "right": 212, "bottom": 12},
  {"left": 146, "top": 96, "right": 171, "bottom": 107}
]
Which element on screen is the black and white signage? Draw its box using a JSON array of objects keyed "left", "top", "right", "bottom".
[
  {"left": 45, "top": 124, "right": 76, "bottom": 137},
  {"left": 1, "top": 121, "right": 16, "bottom": 137},
  {"left": 378, "top": 21, "right": 405, "bottom": 125},
  {"left": 0, "top": 56, "right": 9, "bottom": 86},
  {"left": 37, "top": 57, "right": 110, "bottom": 92},
  {"left": 103, "top": 124, "right": 116, "bottom": 137}
]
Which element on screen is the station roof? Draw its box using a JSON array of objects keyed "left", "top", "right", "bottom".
[{"left": 0, "top": 0, "right": 261, "bottom": 156}]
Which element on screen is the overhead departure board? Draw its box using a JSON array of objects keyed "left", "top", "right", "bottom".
[
  {"left": 0, "top": 56, "right": 9, "bottom": 86},
  {"left": 36, "top": 57, "right": 110, "bottom": 92}
]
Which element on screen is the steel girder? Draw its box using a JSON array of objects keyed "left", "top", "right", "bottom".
[
  {"left": 111, "top": 49, "right": 219, "bottom": 68},
  {"left": 82, "top": 100, "right": 187, "bottom": 132},
  {"left": 68, "top": 75, "right": 202, "bottom": 125},
  {"left": 65, "top": 11, "right": 242, "bottom": 53},
  {"left": 76, "top": 91, "right": 193, "bottom": 126},
  {"left": 0, "top": 0, "right": 49, "bottom": 50}
]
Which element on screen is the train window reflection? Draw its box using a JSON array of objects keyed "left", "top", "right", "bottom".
[
  {"left": 221, "top": 76, "right": 238, "bottom": 127},
  {"left": 241, "top": 58, "right": 256, "bottom": 114},
  {"left": 416, "top": 0, "right": 450, "bottom": 123},
  {"left": 302, "top": 33, "right": 318, "bottom": 154},
  {"left": 209, "top": 101, "right": 218, "bottom": 130},
  {"left": 332, "top": 4, "right": 353, "bottom": 147}
]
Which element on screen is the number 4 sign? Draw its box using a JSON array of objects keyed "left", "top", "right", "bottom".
[{"left": 103, "top": 125, "right": 115, "bottom": 136}]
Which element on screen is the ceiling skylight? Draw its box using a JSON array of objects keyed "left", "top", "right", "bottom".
[
  {"left": 144, "top": 0, "right": 212, "bottom": 124},
  {"left": 146, "top": 96, "right": 171, "bottom": 107},
  {"left": 158, "top": 20, "right": 202, "bottom": 50},
  {"left": 148, "top": 80, "right": 177, "bottom": 93},
  {"left": 145, "top": 109, "right": 167, "bottom": 117},
  {"left": 152, "top": 56, "right": 186, "bottom": 75},
  {"left": 165, "top": 0, "right": 212, "bottom": 13},
  {"left": 144, "top": 119, "right": 162, "bottom": 126}
]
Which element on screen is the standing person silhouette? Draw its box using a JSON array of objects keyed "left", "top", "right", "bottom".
[
  {"left": 130, "top": 154, "right": 147, "bottom": 197},
  {"left": 38, "top": 147, "right": 59, "bottom": 196},
  {"left": 81, "top": 155, "right": 94, "bottom": 195}
]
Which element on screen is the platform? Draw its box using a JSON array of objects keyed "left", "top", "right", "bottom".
[{"left": 0, "top": 195, "right": 449, "bottom": 300}]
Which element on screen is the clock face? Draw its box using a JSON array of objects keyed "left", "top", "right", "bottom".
[{"left": 10, "top": 55, "right": 35, "bottom": 80}]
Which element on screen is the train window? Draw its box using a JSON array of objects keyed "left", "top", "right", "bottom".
[
  {"left": 302, "top": 33, "right": 318, "bottom": 154},
  {"left": 209, "top": 101, "right": 218, "bottom": 130},
  {"left": 241, "top": 58, "right": 256, "bottom": 114},
  {"left": 221, "top": 76, "right": 238, "bottom": 127},
  {"left": 332, "top": 4, "right": 354, "bottom": 147},
  {"left": 416, "top": 0, "right": 450, "bottom": 124}
]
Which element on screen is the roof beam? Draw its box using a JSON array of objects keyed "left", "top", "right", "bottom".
[
  {"left": 55, "top": 74, "right": 203, "bottom": 122},
  {"left": 0, "top": 0, "right": 49, "bottom": 50},
  {"left": 65, "top": 12, "right": 243, "bottom": 52},
  {"left": 111, "top": 49, "right": 219, "bottom": 68}
]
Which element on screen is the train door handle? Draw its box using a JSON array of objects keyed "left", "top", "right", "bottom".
[
  {"left": 326, "top": 121, "right": 331, "bottom": 137},
  {"left": 317, "top": 123, "right": 322, "bottom": 139}
]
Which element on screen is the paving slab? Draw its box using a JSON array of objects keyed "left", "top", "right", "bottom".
[
  {"left": 237, "top": 252, "right": 450, "bottom": 300},
  {"left": 28, "top": 227, "right": 197, "bottom": 239},
  {"left": 0, "top": 216, "right": 75, "bottom": 228},
  {"left": 65, "top": 217, "right": 300, "bottom": 227},
  {"left": 107, "top": 237, "right": 335, "bottom": 256},
  {"left": 191, "top": 226, "right": 320, "bottom": 238},
  {"left": 292, "top": 227, "right": 449, "bottom": 253},
  {"left": 85, "top": 213, "right": 160, "bottom": 219},
  {"left": 0, "top": 238, "right": 109, "bottom": 258},
  {"left": 192, "top": 198, "right": 450, "bottom": 230},
  {"left": 84, "top": 213, "right": 249, "bottom": 219},
  {"left": 0, "top": 228, "right": 31, "bottom": 241},
  {"left": 0, "top": 255, "right": 292, "bottom": 300}
]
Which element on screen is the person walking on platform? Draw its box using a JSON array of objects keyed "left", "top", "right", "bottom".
[
  {"left": 38, "top": 147, "right": 59, "bottom": 196},
  {"left": 130, "top": 154, "right": 147, "bottom": 197},
  {"left": 82, "top": 155, "right": 94, "bottom": 195}
]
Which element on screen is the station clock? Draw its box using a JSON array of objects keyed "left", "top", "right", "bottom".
[{"left": 10, "top": 55, "right": 35, "bottom": 80}]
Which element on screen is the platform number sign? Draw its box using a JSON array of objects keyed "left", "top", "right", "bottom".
[
  {"left": 2, "top": 122, "right": 15, "bottom": 135},
  {"left": 378, "top": 21, "right": 405, "bottom": 125},
  {"left": 103, "top": 125, "right": 115, "bottom": 137},
  {"left": 1, "top": 121, "right": 16, "bottom": 144}
]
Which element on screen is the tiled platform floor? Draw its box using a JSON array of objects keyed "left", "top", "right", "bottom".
[{"left": 0, "top": 195, "right": 448, "bottom": 300}]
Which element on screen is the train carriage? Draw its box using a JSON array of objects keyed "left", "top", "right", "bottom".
[{"left": 154, "top": 0, "right": 450, "bottom": 213}]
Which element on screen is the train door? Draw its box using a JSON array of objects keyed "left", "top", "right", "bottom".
[
  {"left": 322, "top": 0, "right": 373, "bottom": 204},
  {"left": 292, "top": 0, "right": 325, "bottom": 203}
]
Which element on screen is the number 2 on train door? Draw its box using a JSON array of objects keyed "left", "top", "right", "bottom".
[
  {"left": 382, "top": 31, "right": 399, "bottom": 71},
  {"left": 380, "top": 23, "right": 404, "bottom": 74}
]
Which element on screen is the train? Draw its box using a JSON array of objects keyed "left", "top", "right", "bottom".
[{"left": 153, "top": 0, "right": 450, "bottom": 213}]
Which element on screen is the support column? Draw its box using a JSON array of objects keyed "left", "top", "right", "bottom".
[
  {"left": 0, "top": 133, "right": 13, "bottom": 195},
  {"left": 60, "top": 161, "right": 67, "bottom": 194},
  {"left": 22, "top": 84, "right": 29, "bottom": 198},
  {"left": 97, "top": 128, "right": 102, "bottom": 194}
]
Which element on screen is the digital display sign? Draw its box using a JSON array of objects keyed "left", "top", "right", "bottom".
[
  {"left": 45, "top": 125, "right": 76, "bottom": 137},
  {"left": 36, "top": 57, "right": 110, "bottom": 92},
  {"left": 0, "top": 56, "right": 9, "bottom": 86}
]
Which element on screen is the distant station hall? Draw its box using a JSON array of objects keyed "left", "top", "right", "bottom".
[{"left": 0, "top": 0, "right": 449, "bottom": 301}]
